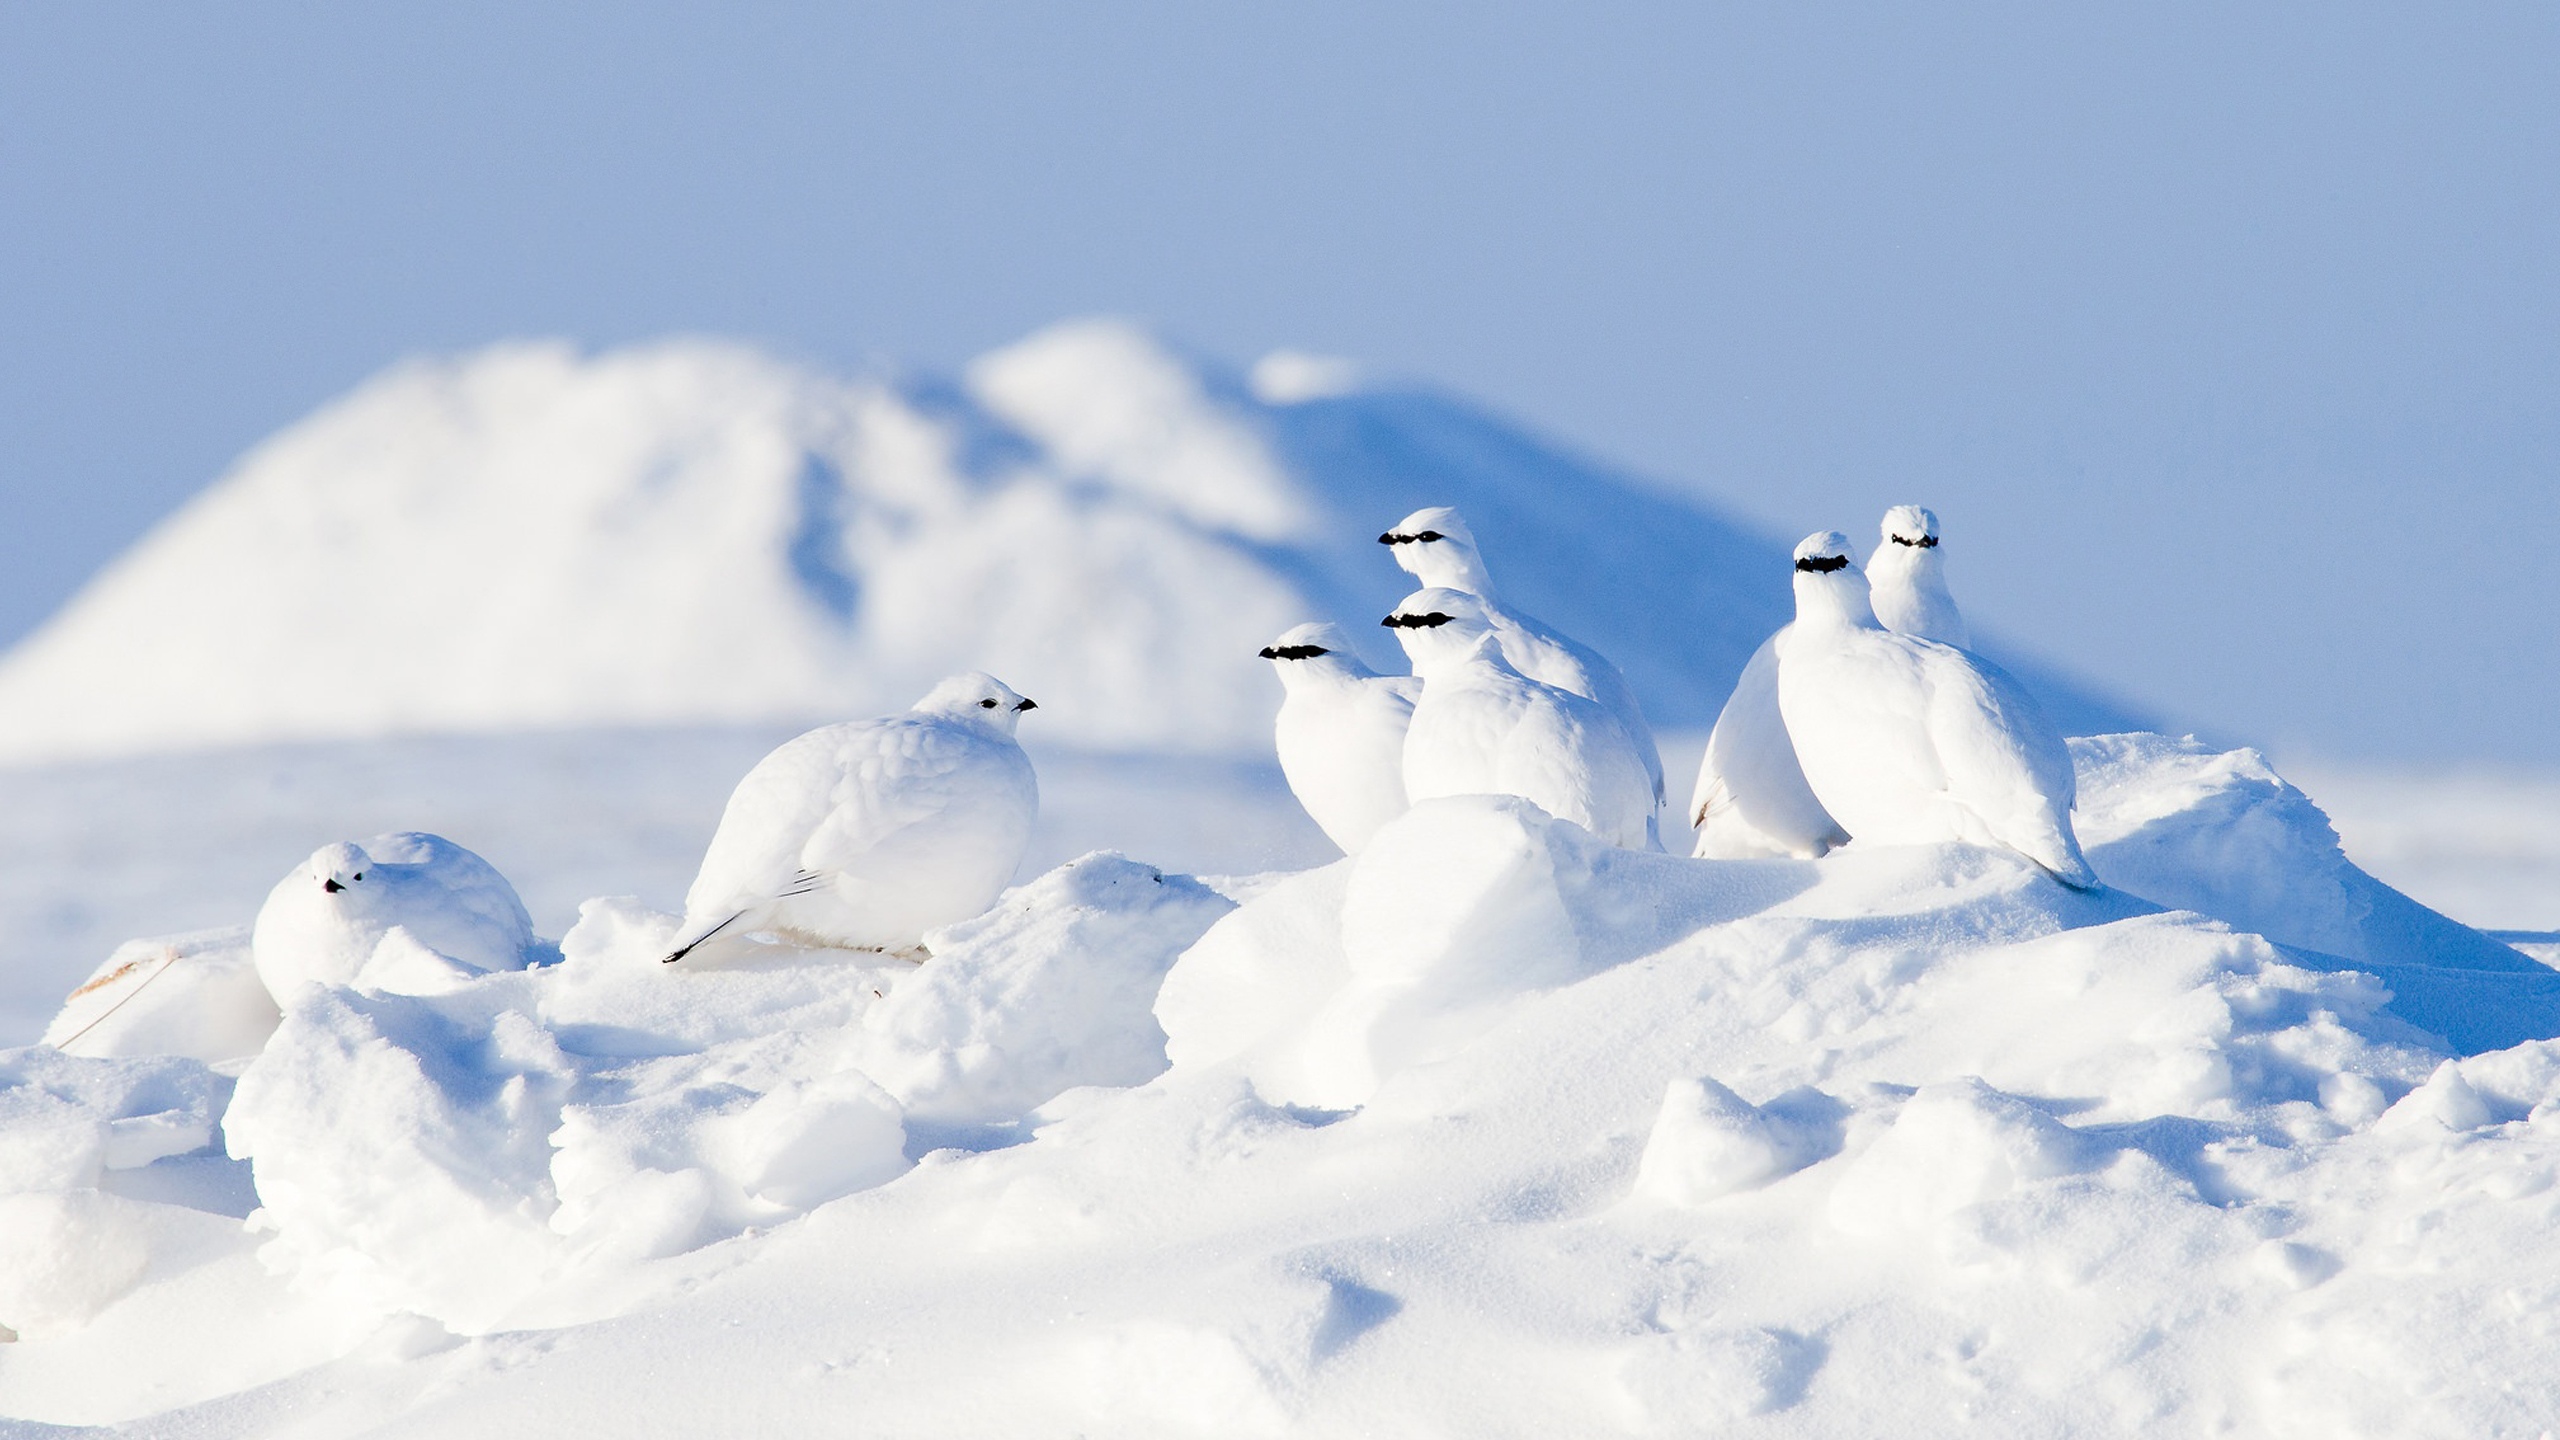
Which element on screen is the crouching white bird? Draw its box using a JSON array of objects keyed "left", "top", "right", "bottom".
[
  {"left": 1261, "top": 622, "right": 1420, "bottom": 855},
  {"left": 252, "top": 832, "right": 540, "bottom": 997},
  {"left": 1379, "top": 506, "right": 1666, "bottom": 807},
  {"left": 1385, "top": 588, "right": 1658, "bottom": 851},
  {"left": 1868, "top": 504, "right": 1971, "bottom": 647},
  {"left": 1775, "top": 533, "right": 2097, "bottom": 889},
  {"left": 665, "top": 672, "right": 1040, "bottom": 965},
  {"left": 1688, "top": 629, "right": 1848, "bottom": 859}
]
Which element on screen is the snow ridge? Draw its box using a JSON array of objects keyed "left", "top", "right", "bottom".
[{"left": 0, "top": 320, "right": 2138, "bottom": 762}]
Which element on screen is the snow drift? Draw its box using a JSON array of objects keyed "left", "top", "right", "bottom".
[
  {"left": 0, "top": 320, "right": 2136, "bottom": 762},
  {"left": 3, "top": 734, "right": 2555, "bottom": 1434}
]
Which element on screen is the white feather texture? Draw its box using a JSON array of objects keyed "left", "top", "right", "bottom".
[
  {"left": 1867, "top": 504, "right": 1972, "bottom": 649},
  {"left": 1387, "top": 589, "right": 1658, "bottom": 851},
  {"left": 666, "top": 672, "right": 1040, "bottom": 963},
  {"left": 1380, "top": 505, "right": 1666, "bottom": 806},
  {"left": 1262, "top": 622, "right": 1419, "bottom": 855},
  {"left": 251, "top": 832, "right": 539, "bottom": 997},
  {"left": 1688, "top": 629, "right": 1849, "bottom": 859},
  {"left": 1775, "top": 533, "right": 2095, "bottom": 889}
]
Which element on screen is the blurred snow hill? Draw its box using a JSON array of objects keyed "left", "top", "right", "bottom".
[{"left": 0, "top": 319, "right": 2138, "bottom": 762}]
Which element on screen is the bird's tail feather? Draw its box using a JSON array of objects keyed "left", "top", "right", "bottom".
[{"left": 664, "top": 910, "right": 747, "bottom": 965}]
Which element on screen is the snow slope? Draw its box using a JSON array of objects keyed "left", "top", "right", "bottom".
[
  {"left": 0, "top": 320, "right": 2137, "bottom": 762},
  {"left": 2, "top": 733, "right": 2555, "bottom": 1435}
]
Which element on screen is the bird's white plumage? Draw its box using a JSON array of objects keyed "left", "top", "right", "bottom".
[
  {"left": 1380, "top": 505, "right": 1666, "bottom": 806},
  {"left": 1387, "top": 588, "right": 1658, "bottom": 851},
  {"left": 1687, "top": 628, "right": 1849, "bottom": 859},
  {"left": 1262, "top": 622, "right": 1419, "bottom": 855},
  {"left": 1775, "top": 533, "right": 2096, "bottom": 888},
  {"left": 666, "top": 672, "right": 1040, "bottom": 964},
  {"left": 251, "top": 832, "right": 539, "bottom": 997},
  {"left": 1868, "top": 504, "right": 1972, "bottom": 649}
]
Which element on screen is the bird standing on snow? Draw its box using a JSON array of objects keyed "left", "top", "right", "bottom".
[
  {"left": 252, "top": 832, "right": 539, "bottom": 997},
  {"left": 1867, "top": 504, "right": 1971, "bottom": 648},
  {"left": 1379, "top": 506, "right": 1666, "bottom": 808},
  {"left": 665, "top": 672, "right": 1039, "bottom": 965},
  {"left": 1385, "top": 588, "right": 1658, "bottom": 851},
  {"left": 1261, "top": 623, "right": 1420, "bottom": 855},
  {"left": 1687, "top": 629, "right": 1848, "bottom": 859},
  {"left": 1774, "top": 533, "right": 2096, "bottom": 889},
  {"left": 1689, "top": 501, "right": 1969, "bottom": 859}
]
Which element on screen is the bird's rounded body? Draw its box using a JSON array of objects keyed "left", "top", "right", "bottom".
[
  {"left": 1380, "top": 506, "right": 1667, "bottom": 806},
  {"left": 1388, "top": 590, "right": 1657, "bottom": 851},
  {"left": 668, "top": 674, "right": 1039, "bottom": 964},
  {"left": 252, "top": 832, "right": 537, "bottom": 997},
  {"left": 1689, "top": 628, "right": 1848, "bottom": 859},
  {"left": 1775, "top": 534, "right": 2094, "bottom": 889},
  {"left": 1264, "top": 624, "right": 1418, "bottom": 855}
]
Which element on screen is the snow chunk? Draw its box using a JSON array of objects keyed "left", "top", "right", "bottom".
[
  {"left": 1827, "top": 1078, "right": 2101, "bottom": 1237},
  {"left": 851, "top": 853, "right": 1235, "bottom": 1129},
  {"left": 1630, "top": 1077, "right": 1833, "bottom": 1205},
  {"left": 40, "top": 928, "right": 278, "bottom": 1064}
]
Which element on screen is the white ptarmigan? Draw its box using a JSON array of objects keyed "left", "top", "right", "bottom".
[
  {"left": 1688, "top": 502, "right": 1968, "bottom": 859},
  {"left": 1384, "top": 588, "right": 1658, "bottom": 852},
  {"left": 1774, "top": 532, "right": 2097, "bottom": 889},
  {"left": 664, "top": 672, "right": 1040, "bottom": 965},
  {"left": 251, "top": 832, "right": 540, "bottom": 998},
  {"left": 1260, "top": 622, "right": 1420, "bottom": 855},
  {"left": 1867, "top": 504, "right": 1972, "bottom": 648},
  {"left": 1687, "top": 629, "right": 1849, "bottom": 859},
  {"left": 1379, "top": 506, "right": 1666, "bottom": 807}
]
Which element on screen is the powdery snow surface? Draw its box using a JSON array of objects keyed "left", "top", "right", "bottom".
[
  {"left": 4, "top": 734, "right": 2558, "bottom": 1436},
  {"left": 0, "top": 320, "right": 2137, "bottom": 764}
]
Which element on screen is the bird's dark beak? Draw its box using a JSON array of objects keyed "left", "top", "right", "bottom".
[
  {"left": 1258, "top": 646, "right": 1279, "bottom": 658},
  {"left": 1379, "top": 615, "right": 1396, "bottom": 626},
  {"left": 1376, "top": 531, "right": 1397, "bottom": 545},
  {"left": 323, "top": 879, "right": 344, "bottom": 893},
  {"left": 1015, "top": 698, "right": 1036, "bottom": 711}
]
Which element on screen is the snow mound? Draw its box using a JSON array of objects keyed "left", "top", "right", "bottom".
[
  {"left": 6, "top": 735, "right": 2556, "bottom": 1433},
  {"left": 212, "top": 852, "right": 1232, "bottom": 1333},
  {"left": 39, "top": 927, "right": 278, "bottom": 1064},
  {"left": 0, "top": 320, "right": 2137, "bottom": 762}
]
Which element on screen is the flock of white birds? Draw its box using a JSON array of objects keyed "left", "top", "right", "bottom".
[{"left": 48, "top": 499, "right": 2091, "bottom": 1050}]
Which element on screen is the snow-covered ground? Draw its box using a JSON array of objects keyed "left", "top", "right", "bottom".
[{"left": 4, "top": 727, "right": 2558, "bottom": 1435}]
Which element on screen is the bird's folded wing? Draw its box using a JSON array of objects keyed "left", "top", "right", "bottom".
[{"left": 1924, "top": 651, "right": 2076, "bottom": 844}]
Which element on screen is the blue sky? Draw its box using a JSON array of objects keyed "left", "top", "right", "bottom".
[{"left": 2, "top": 3, "right": 2553, "bottom": 763}]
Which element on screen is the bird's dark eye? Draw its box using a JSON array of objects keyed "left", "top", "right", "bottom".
[
  {"left": 1413, "top": 530, "right": 1443, "bottom": 542},
  {"left": 352, "top": 872, "right": 364, "bottom": 881},
  {"left": 980, "top": 698, "right": 998, "bottom": 708}
]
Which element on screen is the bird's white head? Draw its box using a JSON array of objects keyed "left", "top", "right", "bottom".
[
  {"left": 1377, "top": 506, "right": 1493, "bottom": 596},
  {"left": 916, "top": 672, "right": 1038, "bottom": 735},
  {"left": 1790, "top": 531, "right": 1881, "bottom": 630},
  {"left": 1880, "top": 505, "right": 1940, "bottom": 551},
  {"left": 1381, "top": 587, "right": 1497, "bottom": 674},
  {"left": 304, "top": 840, "right": 376, "bottom": 900},
  {"left": 1259, "top": 622, "right": 1371, "bottom": 687}
]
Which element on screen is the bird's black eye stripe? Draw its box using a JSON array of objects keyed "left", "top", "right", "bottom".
[
  {"left": 1795, "top": 554, "right": 1851, "bottom": 573},
  {"left": 1889, "top": 534, "right": 1938, "bottom": 548},
  {"left": 1381, "top": 611, "right": 1456, "bottom": 628},
  {"left": 1259, "top": 644, "right": 1331, "bottom": 660},
  {"left": 1376, "top": 529, "right": 1446, "bottom": 546}
]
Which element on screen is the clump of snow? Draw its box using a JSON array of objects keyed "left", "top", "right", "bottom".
[
  {"left": 40, "top": 928, "right": 278, "bottom": 1064},
  {"left": 847, "top": 853, "right": 1235, "bottom": 1131},
  {"left": 1630, "top": 1075, "right": 1835, "bottom": 1205}
]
